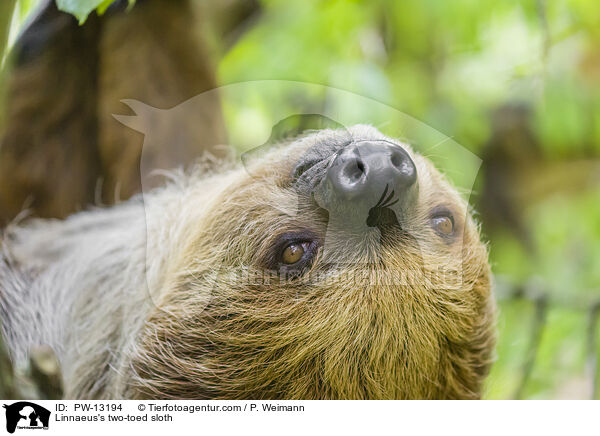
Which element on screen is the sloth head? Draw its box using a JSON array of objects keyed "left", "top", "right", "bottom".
[{"left": 127, "top": 125, "right": 495, "bottom": 399}]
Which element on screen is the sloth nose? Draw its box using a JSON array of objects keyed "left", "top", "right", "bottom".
[{"left": 324, "top": 141, "right": 417, "bottom": 204}]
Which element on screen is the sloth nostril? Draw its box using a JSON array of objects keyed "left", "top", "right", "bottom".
[
  {"left": 389, "top": 149, "right": 416, "bottom": 185},
  {"left": 342, "top": 158, "right": 366, "bottom": 183}
]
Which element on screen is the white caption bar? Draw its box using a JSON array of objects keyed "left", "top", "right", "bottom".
[{"left": 0, "top": 400, "right": 596, "bottom": 436}]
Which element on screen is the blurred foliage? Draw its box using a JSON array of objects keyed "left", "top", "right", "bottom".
[
  {"left": 221, "top": 0, "right": 599, "bottom": 153},
  {"left": 3, "top": 0, "right": 600, "bottom": 398},
  {"left": 3, "top": 0, "right": 44, "bottom": 60},
  {"left": 0, "top": 1, "right": 16, "bottom": 71}
]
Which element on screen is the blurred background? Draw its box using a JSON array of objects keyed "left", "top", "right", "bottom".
[{"left": 1, "top": 0, "right": 599, "bottom": 399}]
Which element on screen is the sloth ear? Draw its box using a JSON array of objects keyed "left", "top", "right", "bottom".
[{"left": 112, "top": 99, "right": 158, "bottom": 133}]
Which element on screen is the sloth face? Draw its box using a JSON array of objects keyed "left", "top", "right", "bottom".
[
  {"left": 259, "top": 128, "right": 468, "bottom": 280},
  {"left": 128, "top": 125, "right": 495, "bottom": 400}
]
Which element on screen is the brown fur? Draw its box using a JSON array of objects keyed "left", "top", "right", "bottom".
[
  {"left": 0, "top": 3, "right": 101, "bottom": 222},
  {"left": 0, "top": 0, "right": 228, "bottom": 224}
]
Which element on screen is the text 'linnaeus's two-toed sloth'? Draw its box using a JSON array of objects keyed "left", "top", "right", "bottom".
[{"left": 0, "top": 125, "right": 496, "bottom": 400}]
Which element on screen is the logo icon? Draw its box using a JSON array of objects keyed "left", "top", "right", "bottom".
[{"left": 2, "top": 402, "right": 50, "bottom": 434}]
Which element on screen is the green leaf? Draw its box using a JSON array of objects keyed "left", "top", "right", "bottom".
[{"left": 56, "top": 0, "right": 135, "bottom": 24}]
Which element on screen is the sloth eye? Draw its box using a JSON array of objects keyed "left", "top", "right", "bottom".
[
  {"left": 431, "top": 210, "right": 455, "bottom": 236},
  {"left": 267, "top": 233, "right": 319, "bottom": 279},
  {"left": 432, "top": 216, "right": 453, "bottom": 235},
  {"left": 282, "top": 242, "right": 308, "bottom": 264}
]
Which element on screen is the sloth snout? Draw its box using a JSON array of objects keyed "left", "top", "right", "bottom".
[{"left": 323, "top": 140, "right": 417, "bottom": 204}]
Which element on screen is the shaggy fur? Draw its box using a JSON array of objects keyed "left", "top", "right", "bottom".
[{"left": 0, "top": 125, "right": 496, "bottom": 399}]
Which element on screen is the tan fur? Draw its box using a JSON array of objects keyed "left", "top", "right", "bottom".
[{"left": 125, "top": 126, "right": 496, "bottom": 399}]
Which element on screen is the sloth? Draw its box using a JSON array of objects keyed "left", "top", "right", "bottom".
[{"left": 0, "top": 125, "right": 495, "bottom": 399}]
